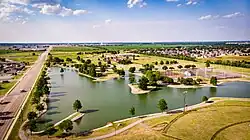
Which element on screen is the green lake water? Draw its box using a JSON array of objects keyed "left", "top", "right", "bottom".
[{"left": 39, "top": 67, "right": 250, "bottom": 132}]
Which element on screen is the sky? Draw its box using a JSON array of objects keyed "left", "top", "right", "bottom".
[{"left": 0, "top": 0, "right": 249, "bottom": 43}]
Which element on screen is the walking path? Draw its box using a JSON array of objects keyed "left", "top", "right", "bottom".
[{"left": 87, "top": 100, "right": 217, "bottom": 140}]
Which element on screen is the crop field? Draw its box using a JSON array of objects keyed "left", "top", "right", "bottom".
[{"left": 52, "top": 46, "right": 102, "bottom": 52}]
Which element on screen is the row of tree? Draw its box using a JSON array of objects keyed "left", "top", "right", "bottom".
[
  {"left": 136, "top": 50, "right": 197, "bottom": 62},
  {"left": 208, "top": 60, "right": 250, "bottom": 68}
]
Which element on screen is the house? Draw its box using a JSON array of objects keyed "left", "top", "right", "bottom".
[{"left": 184, "top": 71, "right": 195, "bottom": 77}]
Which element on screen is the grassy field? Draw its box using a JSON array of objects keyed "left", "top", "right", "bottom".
[
  {"left": 52, "top": 46, "right": 101, "bottom": 52},
  {"left": 0, "top": 81, "right": 16, "bottom": 96},
  {"left": 101, "top": 98, "right": 250, "bottom": 140},
  {"left": 135, "top": 54, "right": 250, "bottom": 76},
  {"left": 0, "top": 51, "right": 42, "bottom": 64},
  {"left": 200, "top": 55, "right": 250, "bottom": 62}
]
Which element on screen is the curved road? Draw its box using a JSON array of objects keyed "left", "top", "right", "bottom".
[{"left": 0, "top": 48, "right": 50, "bottom": 140}]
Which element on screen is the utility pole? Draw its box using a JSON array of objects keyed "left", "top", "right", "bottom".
[{"left": 183, "top": 91, "right": 187, "bottom": 112}]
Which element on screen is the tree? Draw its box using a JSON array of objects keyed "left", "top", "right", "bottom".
[
  {"left": 129, "top": 75, "right": 136, "bottom": 84},
  {"left": 98, "top": 61, "right": 102, "bottom": 67},
  {"left": 206, "top": 61, "right": 210, "bottom": 68},
  {"left": 129, "top": 67, "right": 136, "bottom": 73},
  {"left": 27, "top": 120, "right": 37, "bottom": 135},
  {"left": 117, "top": 69, "right": 125, "bottom": 76},
  {"left": 86, "top": 59, "right": 91, "bottom": 64},
  {"left": 162, "top": 66, "right": 168, "bottom": 71},
  {"left": 158, "top": 99, "right": 168, "bottom": 113},
  {"left": 155, "top": 62, "right": 158, "bottom": 65},
  {"left": 160, "top": 60, "right": 164, "bottom": 65},
  {"left": 165, "top": 61, "right": 169, "bottom": 64},
  {"left": 196, "top": 78, "right": 202, "bottom": 84},
  {"left": 129, "top": 106, "right": 135, "bottom": 116},
  {"left": 66, "top": 58, "right": 72, "bottom": 62},
  {"left": 169, "top": 67, "right": 175, "bottom": 70},
  {"left": 31, "top": 97, "right": 39, "bottom": 104},
  {"left": 77, "top": 56, "right": 81, "bottom": 61},
  {"left": 27, "top": 111, "right": 37, "bottom": 120},
  {"left": 210, "top": 76, "right": 217, "bottom": 86},
  {"left": 58, "top": 119, "right": 73, "bottom": 132},
  {"left": 138, "top": 76, "right": 149, "bottom": 90},
  {"left": 191, "top": 65, "right": 196, "bottom": 69},
  {"left": 202, "top": 96, "right": 208, "bottom": 102},
  {"left": 60, "top": 68, "right": 64, "bottom": 73},
  {"left": 177, "top": 65, "right": 183, "bottom": 69},
  {"left": 73, "top": 100, "right": 82, "bottom": 112},
  {"left": 36, "top": 104, "right": 44, "bottom": 112},
  {"left": 32, "top": 52, "right": 36, "bottom": 56},
  {"left": 45, "top": 123, "right": 56, "bottom": 137}
]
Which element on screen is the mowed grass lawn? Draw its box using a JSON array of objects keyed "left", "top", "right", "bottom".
[
  {"left": 165, "top": 99, "right": 250, "bottom": 140},
  {"left": 135, "top": 55, "right": 250, "bottom": 76}
]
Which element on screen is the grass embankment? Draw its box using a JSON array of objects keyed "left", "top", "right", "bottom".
[{"left": 105, "top": 98, "right": 250, "bottom": 140}]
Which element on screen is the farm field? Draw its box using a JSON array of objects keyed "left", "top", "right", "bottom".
[{"left": 52, "top": 46, "right": 101, "bottom": 52}]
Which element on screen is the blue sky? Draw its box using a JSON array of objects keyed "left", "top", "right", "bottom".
[{"left": 0, "top": 0, "right": 249, "bottom": 42}]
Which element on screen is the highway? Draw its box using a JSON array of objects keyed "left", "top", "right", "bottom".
[{"left": 0, "top": 48, "right": 50, "bottom": 140}]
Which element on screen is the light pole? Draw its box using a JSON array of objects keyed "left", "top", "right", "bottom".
[{"left": 183, "top": 91, "right": 187, "bottom": 112}]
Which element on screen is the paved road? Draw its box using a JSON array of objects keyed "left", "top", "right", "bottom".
[{"left": 0, "top": 48, "right": 50, "bottom": 140}]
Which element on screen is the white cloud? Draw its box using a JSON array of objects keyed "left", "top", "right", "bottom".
[
  {"left": 127, "top": 0, "right": 147, "bottom": 8},
  {"left": 37, "top": 4, "right": 88, "bottom": 17},
  {"left": 186, "top": 1, "right": 192, "bottom": 5},
  {"left": 166, "top": 0, "right": 179, "bottom": 2},
  {"left": 177, "top": 4, "right": 182, "bottom": 7},
  {"left": 223, "top": 12, "right": 242, "bottom": 18},
  {"left": 73, "top": 10, "right": 87, "bottom": 16},
  {"left": 199, "top": 15, "right": 220, "bottom": 20},
  {"left": 1, "top": 0, "right": 30, "bottom": 5},
  {"left": 105, "top": 19, "right": 112, "bottom": 24},
  {"left": 199, "top": 15, "right": 212, "bottom": 20},
  {"left": 186, "top": 0, "right": 197, "bottom": 5},
  {"left": 0, "top": 2, "right": 33, "bottom": 23}
]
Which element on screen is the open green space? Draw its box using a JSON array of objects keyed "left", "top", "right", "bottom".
[
  {"left": 104, "top": 98, "right": 250, "bottom": 140},
  {"left": 0, "top": 51, "right": 42, "bottom": 64},
  {"left": 0, "top": 81, "right": 16, "bottom": 96}
]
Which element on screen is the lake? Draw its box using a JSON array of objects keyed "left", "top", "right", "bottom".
[{"left": 38, "top": 67, "right": 250, "bottom": 132}]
